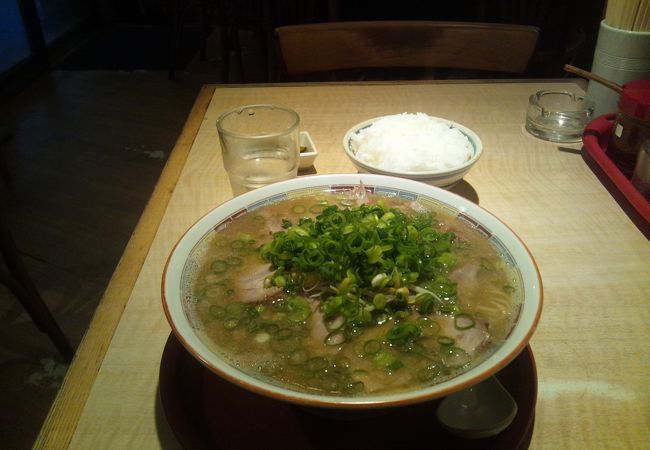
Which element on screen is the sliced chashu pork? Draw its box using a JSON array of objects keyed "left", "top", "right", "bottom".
[
  {"left": 231, "top": 262, "right": 283, "bottom": 303},
  {"left": 434, "top": 313, "right": 490, "bottom": 356}
]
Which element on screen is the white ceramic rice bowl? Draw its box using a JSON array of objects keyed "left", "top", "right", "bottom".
[
  {"left": 162, "top": 174, "right": 542, "bottom": 409},
  {"left": 343, "top": 116, "right": 483, "bottom": 187}
]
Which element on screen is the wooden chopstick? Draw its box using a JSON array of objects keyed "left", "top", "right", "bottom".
[{"left": 563, "top": 64, "right": 624, "bottom": 93}]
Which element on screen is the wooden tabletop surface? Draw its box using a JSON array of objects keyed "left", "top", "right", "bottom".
[{"left": 35, "top": 81, "right": 650, "bottom": 449}]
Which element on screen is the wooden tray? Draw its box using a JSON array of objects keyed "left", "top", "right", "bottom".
[{"left": 159, "top": 333, "right": 538, "bottom": 450}]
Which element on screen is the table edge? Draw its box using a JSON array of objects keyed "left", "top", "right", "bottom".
[
  {"left": 32, "top": 85, "right": 217, "bottom": 450},
  {"left": 204, "top": 78, "right": 585, "bottom": 89}
]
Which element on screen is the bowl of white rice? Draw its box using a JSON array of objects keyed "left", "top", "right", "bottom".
[{"left": 343, "top": 113, "right": 482, "bottom": 187}]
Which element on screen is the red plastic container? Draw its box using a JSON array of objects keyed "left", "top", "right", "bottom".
[
  {"left": 607, "top": 80, "right": 650, "bottom": 177},
  {"left": 583, "top": 114, "right": 650, "bottom": 224}
]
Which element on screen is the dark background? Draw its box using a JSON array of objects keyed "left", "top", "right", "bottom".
[{"left": 2, "top": 0, "right": 607, "bottom": 94}]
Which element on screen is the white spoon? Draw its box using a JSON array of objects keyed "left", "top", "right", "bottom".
[{"left": 436, "top": 375, "right": 518, "bottom": 439}]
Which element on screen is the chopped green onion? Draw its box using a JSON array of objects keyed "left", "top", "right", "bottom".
[
  {"left": 387, "top": 359, "right": 404, "bottom": 371},
  {"left": 442, "top": 346, "right": 471, "bottom": 368},
  {"left": 226, "top": 256, "right": 242, "bottom": 266},
  {"left": 286, "top": 296, "right": 312, "bottom": 323},
  {"left": 205, "top": 285, "right": 226, "bottom": 299},
  {"left": 247, "top": 305, "right": 262, "bottom": 318},
  {"left": 325, "top": 330, "right": 346, "bottom": 346},
  {"left": 273, "top": 275, "right": 287, "bottom": 288},
  {"left": 257, "top": 202, "right": 461, "bottom": 332},
  {"left": 372, "top": 350, "right": 404, "bottom": 371},
  {"left": 436, "top": 252, "right": 456, "bottom": 269},
  {"left": 373, "top": 350, "right": 396, "bottom": 367},
  {"left": 223, "top": 318, "right": 239, "bottom": 330},
  {"left": 372, "top": 293, "right": 387, "bottom": 310},
  {"left": 386, "top": 323, "right": 421, "bottom": 346},
  {"left": 394, "top": 310, "right": 410, "bottom": 319},
  {"left": 395, "top": 287, "right": 410, "bottom": 300},
  {"left": 363, "top": 340, "right": 382, "bottom": 355},
  {"left": 325, "top": 315, "right": 346, "bottom": 331},
  {"left": 230, "top": 240, "right": 245, "bottom": 250},
  {"left": 437, "top": 336, "right": 455, "bottom": 346},
  {"left": 371, "top": 273, "right": 388, "bottom": 288},
  {"left": 416, "top": 292, "right": 435, "bottom": 314},
  {"left": 365, "top": 245, "right": 384, "bottom": 264},
  {"left": 417, "top": 361, "right": 442, "bottom": 382},
  {"left": 211, "top": 260, "right": 228, "bottom": 273},
  {"left": 309, "top": 204, "right": 326, "bottom": 213},
  {"left": 225, "top": 302, "right": 246, "bottom": 316},
  {"left": 454, "top": 313, "right": 475, "bottom": 330},
  {"left": 261, "top": 203, "right": 455, "bottom": 288}
]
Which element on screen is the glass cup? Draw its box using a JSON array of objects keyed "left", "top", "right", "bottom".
[
  {"left": 217, "top": 104, "right": 300, "bottom": 195},
  {"left": 525, "top": 90, "right": 595, "bottom": 143}
]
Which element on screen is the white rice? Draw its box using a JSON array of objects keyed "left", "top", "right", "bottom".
[{"left": 350, "top": 113, "right": 473, "bottom": 172}]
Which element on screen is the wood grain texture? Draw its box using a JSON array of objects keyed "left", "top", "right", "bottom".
[
  {"left": 275, "top": 21, "right": 540, "bottom": 76},
  {"left": 33, "top": 85, "right": 216, "bottom": 450},
  {"left": 38, "top": 82, "right": 650, "bottom": 449}
]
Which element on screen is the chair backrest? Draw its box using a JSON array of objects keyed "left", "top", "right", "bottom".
[{"left": 274, "top": 21, "right": 540, "bottom": 79}]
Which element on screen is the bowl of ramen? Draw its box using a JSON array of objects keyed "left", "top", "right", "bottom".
[
  {"left": 343, "top": 113, "right": 483, "bottom": 187},
  {"left": 162, "top": 174, "right": 542, "bottom": 409}
]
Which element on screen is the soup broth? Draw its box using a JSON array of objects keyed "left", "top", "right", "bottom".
[{"left": 186, "top": 188, "right": 521, "bottom": 396}]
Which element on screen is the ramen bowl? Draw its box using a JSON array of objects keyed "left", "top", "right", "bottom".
[
  {"left": 343, "top": 115, "right": 483, "bottom": 188},
  {"left": 162, "top": 173, "right": 542, "bottom": 409}
]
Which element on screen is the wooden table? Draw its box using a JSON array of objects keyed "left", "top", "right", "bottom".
[{"left": 35, "top": 81, "right": 650, "bottom": 449}]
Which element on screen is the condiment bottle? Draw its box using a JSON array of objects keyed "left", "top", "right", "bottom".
[{"left": 607, "top": 79, "right": 650, "bottom": 178}]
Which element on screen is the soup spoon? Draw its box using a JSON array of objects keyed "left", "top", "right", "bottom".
[{"left": 436, "top": 375, "right": 518, "bottom": 439}]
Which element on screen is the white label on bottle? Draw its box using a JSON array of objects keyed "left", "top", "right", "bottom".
[{"left": 615, "top": 122, "right": 623, "bottom": 138}]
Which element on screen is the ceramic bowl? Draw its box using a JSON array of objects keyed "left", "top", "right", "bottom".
[
  {"left": 162, "top": 173, "right": 542, "bottom": 409},
  {"left": 343, "top": 116, "right": 483, "bottom": 187}
]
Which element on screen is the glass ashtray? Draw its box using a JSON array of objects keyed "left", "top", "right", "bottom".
[{"left": 525, "top": 90, "right": 595, "bottom": 143}]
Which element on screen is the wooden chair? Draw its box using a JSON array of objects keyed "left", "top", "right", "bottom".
[
  {"left": 274, "top": 21, "right": 540, "bottom": 80},
  {"left": 0, "top": 214, "right": 73, "bottom": 362}
]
